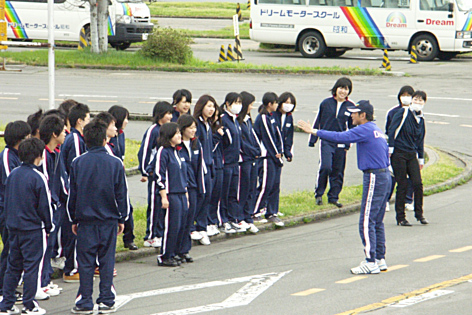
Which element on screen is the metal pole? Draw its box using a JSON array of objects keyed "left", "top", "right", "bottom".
[{"left": 48, "top": 0, "right": 55, "bottom": 109}]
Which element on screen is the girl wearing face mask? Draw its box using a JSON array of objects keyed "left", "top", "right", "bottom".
[
  {"left": 219, "top": 92, "right": 245, "bottom": 234},
  {"left": 253, "top": 92, "right": 284, "bottom": 227},
  {"left": 387, "top": 90, "right": 427, "bottom": 227},
  {"left": 385, "top": 86, "right": 415, "bottom": 212}
]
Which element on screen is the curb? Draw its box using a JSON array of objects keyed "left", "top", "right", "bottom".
[{"left": 115, "top": 147, "right": 472, "bottom": 263}]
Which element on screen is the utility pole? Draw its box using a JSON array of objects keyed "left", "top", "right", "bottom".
[
  {"left": 48, "top": 0, "right": 55, "bottom": 109},
  {"left": 89, "top": 0, "right": 99, "bottom": 53},
  {"left": 97, "top": 0, "right": 108, "bottom": 53}
]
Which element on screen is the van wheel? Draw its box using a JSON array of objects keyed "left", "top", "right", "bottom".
[
  {"left": 411, "top": 34, "right": 438, "bottom": 61},
  {"left": 437, "top": 52, "right": 457, "bottom": 61},
  {"left": 110, "top": 42, "right": 131, "bottom": 51},
  {"left": 324, "top": 48, "right": 347, "bottom": 58},
  {"left": 298, "top": 31, "right": 326, "bottom": 58}
]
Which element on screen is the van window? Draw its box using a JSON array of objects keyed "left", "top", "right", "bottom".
[
  {"left": 420, "top": 0, "right": 449, "bottom": 10},
  {"left": 259, "top": 0, "right": 306, "bottom": 4}
]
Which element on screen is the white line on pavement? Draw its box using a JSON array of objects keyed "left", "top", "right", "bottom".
[{"left": 388, "top": 290, "right": 453, "bottom": 308}]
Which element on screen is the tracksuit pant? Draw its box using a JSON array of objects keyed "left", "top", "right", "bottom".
[
  {"left": 75, "top": 223, "right": 117, "bottom": 310},
  {"left": 254, "top": 158, "right": 282, "bottom": 218},
  {"left": 42, "top": 204, "right": 65, "bottom": 287},
  {"left": 390, "top": 149, "right": 424, "bottom": 223},
  {"left": 239, "top": 160, "right": 258, "bottom": 223},
  {"left": 193, "top": 168, "right": 212, "bottom": 232},
  {"left": 123, "top": 203, "right": 135, "bottom": 245},
  {"left": 220, "top": 164, "right": 240, "bottom": 224},
  {"left": 62, "top": 218, "right": 78, "bottom": 276},
  {"left": 180, "top": 188, "right": 197, "bottom": 255},
  {"left": 0, "top": 229, "right": 46, "bottom": 311},
  {"left": 315, "top": 141, "right": 347, "bottom": 203},
  {"left": 0, "top": 215, "right": 9, "bottom": 296},
  {"left": 160, "top": 193, "right": 188, "bottom": 261},
  {"left": 359, "top": 169, "right": 391, "bottom": 263},
  {"left": 208, "top": 168, "right": 223, "bottom": 226},
  {"left": 144, "top": 180, "right": 164, "bottom": 240},
  {"left": 388, "top": 176, "right": 413, "bottom": 204}
]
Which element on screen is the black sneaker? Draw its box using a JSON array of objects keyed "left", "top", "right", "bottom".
[
  {"left": 124, "top": 242, "right": 138, "bottom": 250},
  {"left": 328, "top": 201, "right": 343, "bottom": 208},
  {"left": 157, "top": 257, "right": 180, "bottom": 267},
  {"left": 267, "top": 215, "right": 284, "bottom": 227},
  {"left": 315, "top": 196, "right": 323, "bottom": 205},
  {"left": 0, "top": 306, "right": 19, "bottom": 314},
  {"left": 177, "top": 254, "right": 193, "bottom": 263},
  {"left": 98, "top": 303, "right": 116, "bottom": 314},
  {"left": 71, "top": 306, "right": 93, "bottom": 314}
]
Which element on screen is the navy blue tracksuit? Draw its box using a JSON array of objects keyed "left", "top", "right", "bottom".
[
  {"left": 220, "top": 110, "right": 242, "bottom": 224},
  {"left": 273, "top": 111, "right": 294, "bottom": 161},
  {"left": 318, "top": 121, "right": 391, "bottom": 263},
  {"left": 0, "top": 164, "right": 54, "bottom": 312},
  {"left": 239, "top": 116, "right": 261, "bottom": 223},
  {"left": 0, "top": 146, "right": 21, "bottom": 296},
  {"left": 67, "top": 146, "right": 129, "bottom": 310},
  {"left": 253, "top": 112, "right": 284, "bottom": 218},
  {"left": 209, "top": 133, "right": 224, "bottom": 226},
  {"left": 178, "top": 140, "right": 205, "bottom": 254},
  {"left": 309, "top": 97, "right": 354, "bottom": 202},
  {"left": 61, "top": 128, "right": 86, "bottom": 276},
  {"left": 154, "top": 146, "right": 188, "bottom": 261}
]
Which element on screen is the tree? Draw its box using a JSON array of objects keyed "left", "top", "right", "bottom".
[{"left": 89, "top": 0, "right": 108, "bottom": 53}]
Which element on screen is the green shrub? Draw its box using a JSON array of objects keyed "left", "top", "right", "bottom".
[{"left": 140, "top": 27, "right": 193, "bottom": 64}]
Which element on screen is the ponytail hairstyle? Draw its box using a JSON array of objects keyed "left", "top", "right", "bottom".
[
  {"left": 221, "top": 92, "right": 242, "bottom": 110},
  {"left": 238, "top": 91, "right": 255, "bottom": 124},
  {"left": 157, "top": 122, "right": 180, "bottom": 148},
  {"left": 211, "top": 104, "right": 223, "bottom": 133},
  {"left": 177, "top": 114, "right": 199, "bottom": 150},
  {"left": 259, "top": 92, "right": 278, "bottom": 115},
  {"left": 277, "top": 92, "right": 297, "bottom": 113}
]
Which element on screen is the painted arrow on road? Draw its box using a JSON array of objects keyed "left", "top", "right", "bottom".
[{"left": 114, "top": 270, "right": 292, "bottom": 314}]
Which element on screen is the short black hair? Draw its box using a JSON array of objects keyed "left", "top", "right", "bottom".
[
  {"left": 39, "top": 115, "right": 64, "bottom": 145},
  {"left": 277, "top": 92, "right": 297, "bottom": 113},
  {"left": 152, "top": 101, "right": 173, "bottom": 124},
  {"left": 397, "top": 85, "right": 414, "bottom": 104},
  {"left": 157, "top": 122, "right": 180, "bottom": 148},
  {"left": 108, "top": 105, "right": 129, "bottom": 130},
  {"left": 19, "top": 138, "right": 45, "bottom": 164},
  {"left": 331, "top": 77, "right": 353, "bottom": 96},
  {"left": 260, "top": 92, "right": 278, "bottom": 115},
  {"left": 365, "top": 112, "right": 374, "bottom": 121},
  {"left": 94, "top": 112, "right": 116, "bottom": 127},
  {"left": 222, "top": 92, "right": 242, "bottom": 109},
  {"left": 4, "top": 121, "right": 31, "bottom": 147},
  {"left": 27, "top": 109, "right": 43, "bottom": 137},
  {"left": 83, "top": 120, "right": 107, "bottom": 148},
  {"left": 59, "top": 99, "right": 78, "bottom": 124},
  {"left": 177, "top": 114, "right": 198, "bottom": 150},
  {"left": 43, "top": 109, "right": 67, "bottom": 124},
  {"left": 172, "top": 89, "right": 192, "bottom": 105},
  {"left": 69, "top": 103, "right": 90, "bottom": 129},
  {"left": 412, "top": 90, "right": 427, "bottom": 102}
]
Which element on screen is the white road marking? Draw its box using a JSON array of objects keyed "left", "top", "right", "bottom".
[
  {"left": 388, "top": 95, "right": 472, "bottom": 102},
  {"left": 425, "top": 113, "right": 459, "bottom": 118},
  {"left": 59, "top": 94, "right": 118, "bottom": 98},
  {"left": 461, "top": 124, "right": 472, "bottom": 128},
  {"left": 427, "top": 121, "right": 450, "bottom": 125},
  {"left": 114, "top": 271, "right": 291, "bottom": 314},
  {"left": 0, "top": 92, "right": 20, "bottom": 95},
  {"left": 149, "top": 97, "right": 173, "bottom": 100},
  {"left": 388, "top": 290, "right": 453, "bottom": 308}
]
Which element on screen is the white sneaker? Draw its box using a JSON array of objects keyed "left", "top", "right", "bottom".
[
  {"left": 247, "top": 223, "right": 259, "bottom": 234},
  {"left": 268, "top": 215, "right": 284, "bottom": 227},
  {"left": 238, "top": 221, "right": 250, "bottom": 230},
  {"left": 206, "top": 225, "right": 219, "bottom": 237},
  {"left": 199, "top": 231, "right": 211, "bottom": 246},
  {"left": 190, "top": 231, "right": 203, "bottom": 241},
  {"left": 405, "top": 203, "right": 414, "bottom": 211},
  {"left": 224, "top": 222, "right": 236, "bottom": 234},
  {"left": 385, "top": 202, "right": 390, "bottom": 212},
  {"left": 376, "top": 258, "right": 388, "bottom": 271},
  {"left": 277, "top": 212, "right": 284, "bottom": 217},
  {"left": 253, "top": 215, "right": 268, "bottom": 224},
  {"left": 350, "top": 260, "right": 380, "bottom": 274},
  {"left": 0, "top": 305, "right": 19, "bottom": 314},
  {"left": 143, "top": 237, "right": 161, "bottom": 248},
  {"left": 42, "top": 286, "right": 60, "bottom": 297},
  {"left": 35, "top": 288, "right": 50, "bottom": 300},
  {"left": 47, "top": 282, "right": 62, "bottom": 291},
  {"left": 50, "top": 257, "right": 66, "bottom": 270},
  {"left": 232, "top": 222, "right": 246, "bottom": 232},
  {"left": 22, "top": 303, "right": 46, "bottom": 315}
]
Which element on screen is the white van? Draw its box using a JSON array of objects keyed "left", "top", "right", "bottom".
[
  {"left": 5, "top": 0, "right": 154, "bottom": 50},
  {"left": 249, "top": 0, "right": 472, "bottom": 60}
]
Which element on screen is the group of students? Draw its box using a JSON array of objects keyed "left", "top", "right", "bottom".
[
  {"left": 137, "top": 89, "right": 296, "bottom": 267},
  {"left": 0, "top": 101, "right": 130, "bottom": 314}
]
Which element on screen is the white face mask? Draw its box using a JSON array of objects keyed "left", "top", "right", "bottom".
[
  {"left": 410, "top": 102, "right": 423, "bottom": 112},
  {"left": 400, "top": 96, "right": 412, "bottom": 106},
  {"left": 231, "top": 104, "right": 242, "bottom": 115},
  {"left": 282, "top": 103, "right": 294, "bottom": 113}
]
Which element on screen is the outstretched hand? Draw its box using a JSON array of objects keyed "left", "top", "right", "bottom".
[{"left": 297, "top": 120, "right": 316, "bottom": 135}]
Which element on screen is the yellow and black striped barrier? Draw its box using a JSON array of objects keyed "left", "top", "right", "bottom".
[
  {"left": 409, "top": 45, "right": 418, "bottom": 64},
  {"left": 236, "top": 3, "right": 242, "bottom": 21},
  {"left": 226, "top": 44, "right": 236, "bottom": 61},
  {"left": 381, "top": 49, "right": 391, "bottom": 71},
  {"left": 78, "top": 27, "right": 88, "bottom": 50},
  {"left": 0, "top": 21, "right": 7, "bottom": 51},
  {"left": 234, "top": 36, "right": 244, "bottom": 61},
  {"left": 218, "top": 45, "right": 227, "bottom": 62},
  {"left": 247, "top": 0, "right": 251, "bottom": 10}
]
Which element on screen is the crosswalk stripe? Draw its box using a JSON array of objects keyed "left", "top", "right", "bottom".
[
  {"left": 291, "top": 288, "right": 325, "bottom": 296},
  {"left": 449, "top": 246, "right": 472, "bottom": 253},
  {"left": 336, "top": 276, "right": 367, "bottom": 284},
  {"left": 414, "top": 255, "right": 445, "bottom": 262}
]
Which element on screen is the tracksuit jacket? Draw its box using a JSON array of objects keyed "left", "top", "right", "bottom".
[
  {"left": 273, "top": 111, "right": 294, "bottom": 160},
  {"left": 0, "top": 146, "right": 21, "bottom": 219},
  {"left": 221, "top": 110, "right": 242, "bottom": 166},
  {"left": 385, "top": 104, "right": 403, "bottom": 134},
  {"left": 240, "top": 116, "right": 261, "bottom": 162},
  {"left": 109, "top": 130, "right": 126, "bottom": 161},
  {"left": 5, "top": 163, "right": 55, "bottom": 233},
  {"left": 138, "top": 123, "right": 161, "bottom": 177},
  {"left": 253, "top": 112, "right": 283, "bottom": 166},
  {"left": 67, "top": 146, "right": 130, "bottom": 225},
  {"left": 178, "top": 139, "right": 206, "bottom": 194},
  {"left": 196, "top": 116, "right": 213, "bottom": 170},
  {"left": 155, "top": 146, "right": 188, "bottom": 194},
  {"left": 42, "top": 146, "right": 69, "bottom": 207},
  {"left": 61, "top": 128, "right": 87, "bottom": 173}
]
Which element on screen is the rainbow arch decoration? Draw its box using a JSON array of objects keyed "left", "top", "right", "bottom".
[
  {"left": 462, "top": 12, "right": 472, "bottom": 31},
  {"left": 387, "top": 12, "right": 406, "bottom": 24},
  {"left": 340, "top": 7, "right": 390, "bottom": 48},
  {"left": 4, "top": 1, "right": 28, "bottom": 39},
  {"left": 107, "top": 16, "right": 115, "bottom": 36},
  {"left": 121, "top": 3, "right": 132, "bottom": 16}
]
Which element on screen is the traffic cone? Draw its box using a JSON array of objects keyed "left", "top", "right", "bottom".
[
  {"left": 247, "top": 0, "right": 251, "bottom": 10},
  {"left": 237, "top": 3, "right": 242, "bottom": 21},
  {"left": 226, "top": 44, "right": 236, "bottom": 61},
  {"left": 409, "top": 45, "right": 418, "bottom": 64},
  {"left": 218, "top": 45, "right": 227, "bottom": 62},
  {"left": 380, "top": 49, "right": 391, "bottom": 71},
  {"left": 78, "top": 27, "right": 88, "bottom": 50},
  {"left": 234, "top": 36, "right": 244, "bottom": 61}
]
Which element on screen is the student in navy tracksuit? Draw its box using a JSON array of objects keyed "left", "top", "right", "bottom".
[
  {"left": 385, "top": 86, "right": 415, "bottom": 210},
  {"left": 208, "top": 106, "right": 225, "bottom": 233},
  {"left": 38, "top": 115, "right": 68, "bottom": 297},
  {"left": 154, "top": 123, "right": 189, "bottom": 267},
  {"left": 177, "top": 115, "right": 206, "bottom": 259},
  {"left": 299, "top": 100, "right": 391, "bottom": 274},
  {"left": 171, "top": 89, "right": 192, "bottom": 122},
  {"left": 0, "top": 138, "right": 53, "bottom": 315},
  {"left": 309, "top": 77, "right": 354, "bottom": 208},
  {"left": 60, "top": 103, "right": 90, "bottom": 283},
  {"left": 220, "top": 93, "right": 245, "bottom": 234},
  {"left": 192, "top": 95, "right": 218, "bottom": 242},
  {"left": 67, "top": 120, "right": 129, "bottom": 314},
  {"left": 109, "top": 105, "right": 138, "bottom": 250},
  {"left": 253, "top": 92, "right": 285, "bottom": 227},
  {"left": 137, "top": 102, "right": 173, "bottom": 248},
  {"left": 273, "top": 92, "right": 296, "bottom": 217},
  {"left": 388, "top": 90, "right": 428, "bottom": 226},
  {"left": 0, "top": 121, "right": 31, "bottom": 300},
  {"left": 237, "top": 92, "right": 261, "bottom": 233}
]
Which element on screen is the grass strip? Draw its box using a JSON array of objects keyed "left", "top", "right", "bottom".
[
  {"left": 181, "top": 23, "right": 250, "bottom": 39},
  {"left": 0, "top": 50, "right": 384, "bottom": 75},
  {"left": 149, "top": 2, "right": 250, "bottom": 19}
]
